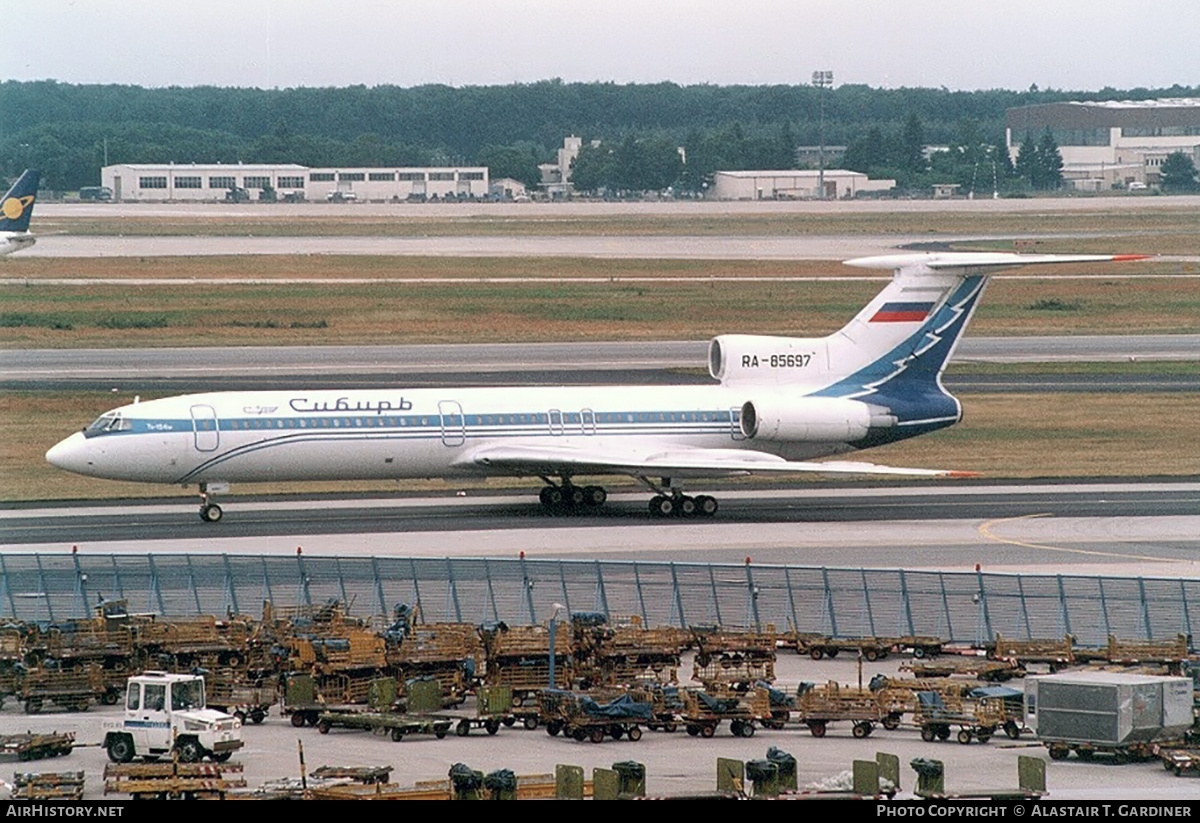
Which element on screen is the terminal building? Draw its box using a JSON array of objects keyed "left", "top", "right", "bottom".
[
  {"left": 1005, "top": 98, "right": 1200, "bottom": 190},
  {"left": 101, "top": 163, "right": 490, "bottom": 202}
]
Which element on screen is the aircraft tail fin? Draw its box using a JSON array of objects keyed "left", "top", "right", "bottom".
[
  {"left": 810, "top": 252, "right": 1151, "bottom": 434},
  {"left": 712, "top": 252, "right": 1150, "bottom": 396},
  {"left": 0, "top": 169, "right": 40, "bottom": 233}
]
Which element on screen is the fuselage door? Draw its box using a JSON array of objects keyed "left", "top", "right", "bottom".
[
  {"left": 190, "top": 404, "right": 220, "bottom": 452},
  {"left": 728, "top": 407, "right": 745, "bottom": 441},
  {"left": 548, "top": 409, "right": 564, "bottom": 436},
  {"left": 580, "top": 408, "right": 597, "bottom": 436},
  {"left": 438, "top": 400, "right": 465, "bottom": 447}
]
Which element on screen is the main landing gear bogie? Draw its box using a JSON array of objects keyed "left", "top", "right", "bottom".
[
  {"left": 649, "top": 494, "right": 717, "bottom": 519},
  {"left": 539, "top": 483, "right": 608, "bottom": 514}
]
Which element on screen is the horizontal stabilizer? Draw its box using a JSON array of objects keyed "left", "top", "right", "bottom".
[{"left": 844, "top": 252, "right": 1152, "bottom": 274}]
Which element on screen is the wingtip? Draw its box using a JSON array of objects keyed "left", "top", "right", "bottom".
[
  {"left": 1110, "top": 254, "right": 1154, "bottom": 262},
  {"left": 944, "top": 471, "right": 983, "bottom": 479}
]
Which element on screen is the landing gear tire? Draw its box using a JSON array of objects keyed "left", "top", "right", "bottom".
[
  {"left": 678, "top": 496, "right": 697, "bottom": 516},
  {"left": 200, "top": 503, "right": 223, "bottom": 523},
  {"left": 695, "top": 495, "right": 718, "bottom": 516},
  {"left": 540, "top": 486, "right": 564, "bottom": 511},
  {"left": 582, "top": 486, "right": 607, "bottom": 507},
  {"left": 650, "top": 496, "right": 675, "bottom": 517}
]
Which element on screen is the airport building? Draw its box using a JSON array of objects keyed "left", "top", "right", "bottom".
[
  {"left": 709, "top": 169, "right": 895, "bottom": 200},
  {"left": 101, "top": 163, "right": 489, "bottom": 202},
  {"left": 1005, "top": 98, "right": 1200, "bottom": 190}
]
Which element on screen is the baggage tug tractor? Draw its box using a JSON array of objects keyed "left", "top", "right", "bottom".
[{"left": 103, "top": 672, "right": 243, "bottom": 763}]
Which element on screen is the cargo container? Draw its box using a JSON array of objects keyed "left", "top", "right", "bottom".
[{"left": 1025, "top": 671, "right": 1194, "bottom": 763}]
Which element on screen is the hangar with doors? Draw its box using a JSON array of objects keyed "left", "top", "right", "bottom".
[{"left": 1006, "top": 98, "right": 1200, "bottom": 190}]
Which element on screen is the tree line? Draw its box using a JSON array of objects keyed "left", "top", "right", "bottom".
[{"left": 2, "top": 79, "right": 1196, "bottom": 193}]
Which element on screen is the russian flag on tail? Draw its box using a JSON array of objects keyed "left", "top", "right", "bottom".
[{"left": 870, "top": 301, "right": 935, "bottom": 323}]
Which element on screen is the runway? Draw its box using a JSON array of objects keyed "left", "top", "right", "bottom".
[
  {"left": 36, "top": 194, "right": 1200, "bottom": 219},
  {"left": 21, "top": 234, "right": 1200, "bottom": 262},
  {"left": 5, "top": 481, "right": 1198, "bottom": 578}
]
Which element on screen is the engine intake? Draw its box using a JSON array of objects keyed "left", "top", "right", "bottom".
[{"left": 708, "top": 334, "right": 826, "bottom": 385}]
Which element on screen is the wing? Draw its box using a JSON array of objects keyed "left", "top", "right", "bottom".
[{"left": 457, "top": 442, "right": 977, "bottom": 479}]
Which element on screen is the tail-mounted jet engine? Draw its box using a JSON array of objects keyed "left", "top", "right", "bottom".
[{"left": 739, "top": 395, "right": 896, "bottom": 442}]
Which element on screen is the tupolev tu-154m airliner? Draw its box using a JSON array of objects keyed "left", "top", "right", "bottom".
[{"left": 46, "top": 252, "right": 1148, "bottom": 522}]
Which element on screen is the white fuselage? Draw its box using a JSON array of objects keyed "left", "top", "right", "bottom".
[{"left": 46, "top": 384, "right": 852, "bottom": 486}]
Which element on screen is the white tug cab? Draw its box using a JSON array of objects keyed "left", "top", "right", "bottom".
[{"left": 103, "top": 671, "right": 243, "bottom": 763}]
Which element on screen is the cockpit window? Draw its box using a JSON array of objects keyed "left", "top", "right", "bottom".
[{"left": 83, "top": 412, "right": 131, "bottom": 438}]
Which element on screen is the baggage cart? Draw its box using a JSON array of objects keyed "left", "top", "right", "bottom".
[
  {"left": 913, "top": 691, "right": 1005, "bottom": 744},
  {"left": 539, "top": 688, "right": 653, "bottom": 743},
  {"left": 206, "top": 678, "right": 276, "bottom": 725},
  {"left": 104, "top": 760, "right": 246, "bottom": 800},
  {"left": 1156, "top": 746, "right": 1200, "bottom": 777},
  {"left": 19, "top": 665, "right": 110, "bottom": 713},
  {"left": 315, "top": 709, "right": 454, "bottom": 741},
  {"left": 12, "top": 770, "right": 84, "bottom": 800},
  {"left": 795, "top": 681, "right": 904, "bottom": 738},
  {"left": 678, "top": 686, "right": 770, "bottom": 739},
  {"left": 0, "top": 732, "right": 75, "bottom": 761}
]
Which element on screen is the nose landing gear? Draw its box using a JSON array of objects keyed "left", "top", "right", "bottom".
[{"left": 198, "top": 484, "right": 224, "bottom": 522}]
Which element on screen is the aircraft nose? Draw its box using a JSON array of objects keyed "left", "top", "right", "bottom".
[{"left": 45, "top": 432, "right": 92, "bottom": 474}]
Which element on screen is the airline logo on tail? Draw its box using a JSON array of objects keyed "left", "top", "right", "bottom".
[
  {"left": 2, "top": 194, "right": 33, "bottom": 220},
  {"left": 2, "top": 190, "right": 33, "bottom": 219}
]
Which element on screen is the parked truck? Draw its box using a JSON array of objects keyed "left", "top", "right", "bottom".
[{"left": 103, "top": 672, "right": 244, "bottom": 764}]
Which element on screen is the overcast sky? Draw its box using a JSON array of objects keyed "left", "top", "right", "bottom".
[{"left": 4, "top": 1, "right": 1197, "bottom": 92}]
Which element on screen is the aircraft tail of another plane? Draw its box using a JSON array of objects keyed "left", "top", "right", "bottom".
[{"left": 0, "top": 169, "right": 41, "bottom": 233}]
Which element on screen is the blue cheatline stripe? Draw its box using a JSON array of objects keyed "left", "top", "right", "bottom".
[
  {"left": 107, "top": 408, "right": 742, "bottom": 438},
  {"left": 173, "top": 419, "right": 739, "bottom": 483}
]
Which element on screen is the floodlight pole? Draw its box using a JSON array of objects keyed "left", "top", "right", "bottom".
[{"left": 812, "top": 70, "right": 833, "bottom": 200}]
